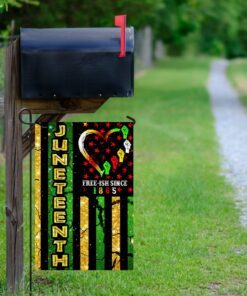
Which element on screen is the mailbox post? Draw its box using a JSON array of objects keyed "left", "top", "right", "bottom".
[{"left": 5, "top": 17, "right": 134, "bottom": 293}]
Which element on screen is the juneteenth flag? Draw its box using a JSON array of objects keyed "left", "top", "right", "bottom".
[{"left": 35, "top": 122, "right": 134, "bottom": 270}]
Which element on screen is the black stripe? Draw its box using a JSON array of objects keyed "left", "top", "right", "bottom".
[
  {"left": 73, "top": 123, "right": 81, "bottom": 269},
  {"left": 120, "top": 195, "right": 128, "bottom": 270},
  {"left": 89, "top": 197, "right": 96, "bottom": 269},
  {"left": 41, "top": 123, "right": 48, "bottom": 270},
  {"left": 105, "top": 196, "right": 112, "bottom": 269}
]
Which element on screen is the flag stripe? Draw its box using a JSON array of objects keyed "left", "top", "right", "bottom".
[
  {"left": 65, "top": 123, "right": 74, "bottom": 269},
  {"left": 96, "top": 196, "right": 105, "bottom": 269},
  {"left": 73, "top": 124, "right": 81, "bottom": 269},
  {"left": 120, "top": 196, "right": 128, "bottom": 269},
  {"left": 47, "top": 123, "right": 74, "bottom": 269},
  {"left": 47, "top": 123, "right": 56, "bottom": 269},
  {"left": 89, "top": 196, "right": 96, "bottom": 269},
  {"left": 80, "top": 196, "right": 89, "bottom": 270},
  {"left": 34, "top": 124, "right": 41, "bottom": 270},
  {"left": 128, "top": 196, "right": 134, "bottom": 269},
  {"left": 105, "top": 196, "right": 112, "bottom": 269},
  {"left": 112, "top": 196, "right": 121, "bottom": 270}
]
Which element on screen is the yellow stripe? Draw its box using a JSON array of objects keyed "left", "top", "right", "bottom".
[
  {"left": 80, "top": 196, "right": 89, "bottom": 270},
  {"left": 112, "top": 196, "right": 121, "bottom": 270},
  {"left": 34, "top": 124, "right": 41, "bottom": 270}
]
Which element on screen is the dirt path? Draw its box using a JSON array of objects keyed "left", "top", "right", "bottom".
[{"left": 208, "top": 60, "right": 247, "bottom": 227}]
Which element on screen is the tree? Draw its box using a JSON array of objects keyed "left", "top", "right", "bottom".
[
  {"left": 196, "top": 0, "right": 242, "bottom": 57},
  {"left": 0, "top": 0, "right": 8, "bottom": 12},
  {"left": 153, "top": 0, "right": 246, "bottom": 57},
  {"left": 153, "top": 0, "right": 201, "bottom": 55},
  {"left": 1, "top": 0, "right": 247, "bottom": 57},
  {"left": 0, "top": 0, "right": 39, "bottom": 12},
  {"left": 0, "top": 0, "right": 162, "bottom": 29}
]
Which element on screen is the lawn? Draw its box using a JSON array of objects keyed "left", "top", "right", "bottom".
[
  {"left": 228, "top": 58, "right": 247, "bottom": 106},
  {"left": 0, "top": 58, "right": 247, "bottom": 295}
]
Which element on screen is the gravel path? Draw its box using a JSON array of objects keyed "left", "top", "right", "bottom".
[{"left": 208, "top": 60, "right": 247, "bottom": 227}]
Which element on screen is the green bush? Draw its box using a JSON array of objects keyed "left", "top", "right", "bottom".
[{"left": 209, "top": 40, "right": 226, "bottom": 57}]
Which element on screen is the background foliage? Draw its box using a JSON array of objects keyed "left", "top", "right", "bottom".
[{"left": 1, "top": 0, "right": 247, "bottom": 58}]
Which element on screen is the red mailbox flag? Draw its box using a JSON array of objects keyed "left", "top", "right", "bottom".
[{"left": 115, "top": 15, "right": 126, "bottom": 58}]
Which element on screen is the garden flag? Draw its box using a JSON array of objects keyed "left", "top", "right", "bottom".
[{"left": 35, "top": 122, "right": 134, "bottom": 270}]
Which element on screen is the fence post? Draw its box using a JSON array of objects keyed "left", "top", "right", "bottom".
[
  {"left": 136, "top": 26, "right": 153, "bottom": 68},
  {"left": 4, "top": 39, "right": 24, "bottom": 292},
  {"left": 155, "top": 40, "right": 165, "bottom": 60}
]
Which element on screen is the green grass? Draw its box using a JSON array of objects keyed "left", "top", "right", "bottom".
[
  {"left": 228, "top": 58, "right": 247, "bottom": 106},
  {"left": 0, "top": 58, "right": 247, "bottom": 295}
]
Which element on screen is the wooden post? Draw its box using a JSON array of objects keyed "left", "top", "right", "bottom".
[{"left": 5, "top": 40, "right": 23, "bottom": 292}]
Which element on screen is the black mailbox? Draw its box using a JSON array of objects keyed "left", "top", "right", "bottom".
[{"left": 20, "top": 27, "right": 134, "bottom": 99}]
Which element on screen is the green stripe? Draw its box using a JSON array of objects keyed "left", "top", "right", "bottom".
[
  {"left": 128, "top": 196, "right": 133, "bottom": 269},
  {"left": 47, "top": 123, "right": 73, "bottom": 269},
  {"left": 64, "top": 123, "right": 73, "bottom": 269},
  {"left": 48, "top": 122, "right": 56, "bottom": 269},
  {"left": 96, "top": 196, "right": 105, "bottom": 270}
]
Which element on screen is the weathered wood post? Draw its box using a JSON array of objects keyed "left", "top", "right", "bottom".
[{"left": 5, "top": 40, "right": 24, "bottom": 292}]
